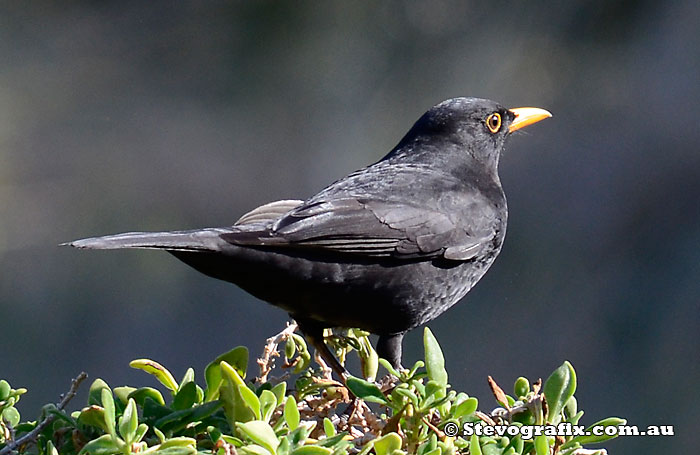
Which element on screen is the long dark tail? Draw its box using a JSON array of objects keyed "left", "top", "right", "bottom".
[
  {"left": 63, "top": 228, "right": 235, "bottom": 252},
  {"left": 64, "top": 228, "right": 254, "bottom": 285}
]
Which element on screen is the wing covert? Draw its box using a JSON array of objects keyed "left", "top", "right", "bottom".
[{"left": 224, "top": 197, "right": 491, "bottom": 261}]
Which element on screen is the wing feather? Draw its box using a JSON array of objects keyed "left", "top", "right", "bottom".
[
  {"left": 224, "top": 197, "right": 490, "bottom": 261},
  {"left": 235, "top": 200, "right": 304, "bottom": 226}
]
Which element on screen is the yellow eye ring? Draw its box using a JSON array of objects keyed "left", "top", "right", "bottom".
[{"left": 486, "top": 113, "right": 502, "bottom": 133}]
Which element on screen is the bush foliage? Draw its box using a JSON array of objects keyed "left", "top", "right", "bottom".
[{"left": 0, "top": 326, "right": 624, "bottom": 455}]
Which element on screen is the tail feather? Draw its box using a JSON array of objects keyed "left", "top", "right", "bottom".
[{"left": 63, "top": 228, "right": 235, "bottom": 252}]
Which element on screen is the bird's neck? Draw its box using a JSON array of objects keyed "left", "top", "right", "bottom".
[{"left": 384, "top": 142, "right": 501, "bottom": 187}]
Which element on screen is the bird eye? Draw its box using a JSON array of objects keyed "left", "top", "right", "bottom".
[{"left": 486, "top": 113, "right": 502, "bottom": 133}]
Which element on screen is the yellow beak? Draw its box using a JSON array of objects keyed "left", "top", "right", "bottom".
[{"left": 508, "top": 107, "right": 552, "bottom": 133}]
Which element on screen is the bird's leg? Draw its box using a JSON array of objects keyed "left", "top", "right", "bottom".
[
  {"left": 295, "top": 318, "right": 349, "bottom": 381},
  {"left": 376, "top": 332, "right": 405, "bottom": 370}
]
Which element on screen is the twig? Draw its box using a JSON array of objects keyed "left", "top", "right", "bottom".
[
  {"left": 422, "top": 416, "right": 444, "bottom": 439},
  {"left": 313, "top": 350, "right": 334, "bottom": 381},
  {"left": 0, "top": 372, "right": 87, "bottom": 455},
  {"left": 485, "top": 392, "right": 544, "bottom": 424},
  {"left": 256, "top": 322, "right": 298, "bottom": 384},
  {"left": 474, "top": 410, "right": 497, "bottom": 426}
]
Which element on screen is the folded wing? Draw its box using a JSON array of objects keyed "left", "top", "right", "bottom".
[{"left": 224, "top": 198, "right": 490, "bottom": 261}]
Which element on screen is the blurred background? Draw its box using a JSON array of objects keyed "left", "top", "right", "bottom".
[{"left": 1, "top": 1, "right": 697, "bottom": 453}]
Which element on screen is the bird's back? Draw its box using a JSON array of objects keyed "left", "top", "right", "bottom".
[{"left": 169, "top": 159, "right": 508, "bottom": 334}]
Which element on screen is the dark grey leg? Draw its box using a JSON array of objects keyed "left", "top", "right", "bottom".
[
  {"left": 376, "top": 332, "right": 405, "bottom": 369},
  {"left": 294, "top": 317, "right": 348, "bottom": 380}
]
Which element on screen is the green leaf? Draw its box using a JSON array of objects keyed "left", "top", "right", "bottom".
[
  {"left": 153, "top": 427, "right": 165, "bottom": 444},
  {"left": 220, "top": 361, "right": 255, "bottom": 424},
  {"left": 153, "top": 447, "right": 198, "bottom": 455},
  {"left": 425, "top": 380, "right": 446, "bottom": 402},
  {"left": 129, "top": 387, "right": 166, "bottom": 407},
  {"left": 158, "top": 436, "right": 197, "bottom": 449},
  {"left": 260, "top": 389, "right": 278, "bottom": 423},
  {"left": 423, "top": 328, "right": 448, "bottom": 386},
  {"left": 222, "top": 435, "right": 244, "bottom": 447},
  {"left": 512, "top": 408, "right": 536, "bottom": 426},
  {"left": 220, "top": 384, "right": 253, "bottom": 427},
  {"left": 2, "top": 407, "right": 20, "bottom": 427},
  {"left": 46, "top": 441, "right": 59, "bottom": 455},
  {"left": 238, "top": 420, "right": 281, "bottom": 455},
  {"left": 118, "top": 398, "right": 138, "bottom": 443},
  {"left": 317, "top": 432, "right": 348, "bottom": 448},
  {"left": 412, "top": 380, "right": 426, "bottom": 398},
  {"left": 360, "top": 337, "right": 379, "bottom": 382},
  {"left": 564, "top": 417, "right": 627, "bottom": 447},
  {"left": 204, "top": 347, "right": 249, "bottom": 401},
  {"left": 101, "top": 388, "right": 116, "bottom": 437},
  {"left": 88, "top": 378, "right": 111, "bottom": 406},
  {"left": 284, "top": 395, "right": 300, "bottom": 431},
  {"left": 271, "top": 382, "right": 287, "bottom": 407},
  {"left": 509, "top": 434, "right": 524, "bottom": 454},
  {"left": 357, "top": 440, "right": 374, "bottom": 455},
  {"left": 569, "top": 410, "right": 584, "bottom": 426},
  {"left": 393, "top": 386, "right": 419, "bottom": 405},
  {"left": 239, "top": 445, "right": 273, "bottom": 455},
  {"left": 78, "top": 406, "right": 109, "bottom": 432},
  {"left": 514, "top": 377, "right": 530, "bottom": 398},
  {"left": 173, "top": 381, "right": 198, "bottom": 410},
  {"left": 291, "top": 446, "right": 333, "bottom": 455},
  {"left": 220, "top": 360, "right": 246, "bottom": 387},
  {"left": 453, "top": 397, "right": 478, "bottom": 419},
  {"left": 207, "top": 426, "right": 222, "bottom": 443},
  {"left": 407, "top": 361, "right": 425, "bottom": 380},
  {"left": 78, "top": 434, "right": 121, "bottom": 455},
  {"left": 374, "top": 432, "right": 402, "bottom": 455},
  {"left": 543, "top": 361, "right": 576, "bottom": 424},
  {"left": 0, "top": 380, "right": 10, "bottom": 400},
  {"left": 294, "top": 352, "right": 312, "bottom": 374},
  {"left": 130, "top": 359, "right": 179, "bottom": 392},
  {"left": 323, "top": 417, "right": 335, "bottom": 437},
  {"left": 142, "top": 397, "right": 172, "bottom": 423},
  {"left": 345, "top": 377, "right": 388, "bottom": 405},
  {"left": 534, "top": 435, "right": 549, "bottom": 455},
  {"left": 288, "top": 424, "right": 312, "bottom": 447},
  {"left": 113, "top": 386, "right": 137, "bottom": 406},
  {"left": 154, "top": 427, "right": 166, "bottom": 443},
  {"left": 469, "top": 434, "right": 482, "bottom": 455},
  {"left": 564, "top": 396, "right": 578, "bottom": 420},
  {"left": 378, "top": 359, "right": 401, "bottom": 378},
  {"left": 154, "top": 401, "right": 222, "bottom": 433},
  {"left": 239, "top": 385, "right": 262, "bottom": 420},
  {"left": 285, "top": 338, "right": 296, "bottom": 359},
  {"left": 133, "top": 423, "right": 148, "bottom": 443},
  {"left": 277, "top": 435, "right": 291, "bottom": 455},
  {"left": 178, "top": 368, "right": 195, "bottom": 389},
  {"left": 291, "top": 333, "right": 308, "bottom": 351}
]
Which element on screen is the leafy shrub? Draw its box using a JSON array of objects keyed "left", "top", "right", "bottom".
[{"left": 0, "top": 326, "right": 624, "bottom": 455}]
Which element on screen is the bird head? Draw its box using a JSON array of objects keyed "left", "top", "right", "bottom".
[{"left": 389, "top": 97, "right": 551, "bottom": 177}]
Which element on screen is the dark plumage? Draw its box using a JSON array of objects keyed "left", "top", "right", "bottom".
[{"left": 67, "top": 97, "right": 551, "bottom": 376}]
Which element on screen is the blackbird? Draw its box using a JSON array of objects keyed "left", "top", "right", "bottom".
[{"left": 67, "top": 97, "right": 550, "bottom": 376}]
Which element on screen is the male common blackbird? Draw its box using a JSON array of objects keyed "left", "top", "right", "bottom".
[{"left": 67, "top": 97, "right": 550, "bottom": 376}]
